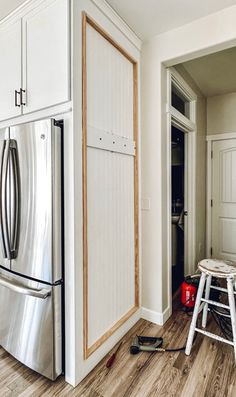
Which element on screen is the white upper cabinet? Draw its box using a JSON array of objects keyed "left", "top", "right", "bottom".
[
  {"left": 22, "top": 0, "right": 70, "bottom": 113},
  {"left": 0, "top": 19, "right": 22, "bottom": 120},
  {"left": 0, "top": 0, "right": 70, "bottom": 121}
]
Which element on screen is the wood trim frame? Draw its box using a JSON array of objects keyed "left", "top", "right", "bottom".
[
  {"left": 166, "top": 67, "right": 197, "bottom": 322},
  {"left": 206, "top": 138, "right": 212, "bottom": 259},
  {"left": 206, "top": 132, "right": 236, "bottom": 141},
  {"left": 82, "top": 12, "right": 139, "bottom": 359}
]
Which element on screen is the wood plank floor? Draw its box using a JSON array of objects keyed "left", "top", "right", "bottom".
[{"left": 1, "top": 298, "right": 236, "bottom": 397}]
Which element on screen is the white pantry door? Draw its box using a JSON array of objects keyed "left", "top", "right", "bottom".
[{"left": 212, "top": 139, "right": 236, "bottom": 260}]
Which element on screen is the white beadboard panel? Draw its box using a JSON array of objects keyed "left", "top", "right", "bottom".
[
  {"left": 87, "top": 147, "right": 135, "bottom": 347},
  {"left": 86, "top": 23, "right": 134, "bottom": 140}
]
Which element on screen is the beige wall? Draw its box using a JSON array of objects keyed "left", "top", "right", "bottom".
[
  {"left": 175, "top": 65, "right": 207, "bottom": 265},
  {"left": 207, "top": 92, "right": 236, "bottom": 134},
  {"left": 141, "top": 4, "right": 236, "bottom": 320}
]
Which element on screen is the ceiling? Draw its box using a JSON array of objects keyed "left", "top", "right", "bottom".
[
  {"left": 0, "top": 0, "right": 26, "bottom": 21},
  {"left": 107, "top": 0, "right": 236, "bottom": 39},
  {"left": 182, "top": 47, "right": 236, "bottom": 97},
  {"left": 1, "top": 1, "right": 236, "bottom": 38}
]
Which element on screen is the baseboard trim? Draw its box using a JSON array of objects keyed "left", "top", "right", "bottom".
[{"left": 141, "top": 306, "right": 171, "bottom": 326}]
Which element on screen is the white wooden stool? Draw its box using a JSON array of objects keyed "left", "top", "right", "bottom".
[{"left": 185, "top": 258, "right": 236, "bottom": 361}]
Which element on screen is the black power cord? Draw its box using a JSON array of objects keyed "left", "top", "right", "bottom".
[
  {"left": 138, "top": 307, "right": 199, "bottom": 354},
  {"left": 210, "top": 307, "right": 233, "bottom": 340},
  {"left": 161, "top": 345, "right": 186, "bottom": 352},
  {"left": 159, "top": 322, "right": 199, "bottom": 352}
]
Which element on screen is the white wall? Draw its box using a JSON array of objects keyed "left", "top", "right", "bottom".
[
  {"left": 141, "top": 4, "right": 236, "bottom": 320},
  {"left": 207, "top": 92, "right": 236, "bottom": 134}
]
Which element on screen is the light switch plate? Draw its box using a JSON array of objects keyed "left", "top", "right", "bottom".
[{"left": 141, "top": 198, "right": 151, "bottom": 211}]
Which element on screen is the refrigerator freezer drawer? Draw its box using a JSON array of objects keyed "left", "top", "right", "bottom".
[{"left": 0, "top": 269, "right": 62, "bottom": 380}]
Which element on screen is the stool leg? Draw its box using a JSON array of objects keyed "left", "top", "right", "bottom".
[
  {"left": 227, "top": 277, "right": 236, "bottom": 362},
  {"left": 202, "top": 275, "right": 212, "bottom": 328},
  {"left": 185, "top": 272, "right": 206, "bottom": 356}
]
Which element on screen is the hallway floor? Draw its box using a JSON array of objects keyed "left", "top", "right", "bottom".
[{"left": 1, "top": 297, "right": 236, "bottom": 397}]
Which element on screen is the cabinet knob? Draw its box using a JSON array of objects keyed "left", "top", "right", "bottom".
[{"left": 14, "top": 90, "right": 21, "bottom": 107}]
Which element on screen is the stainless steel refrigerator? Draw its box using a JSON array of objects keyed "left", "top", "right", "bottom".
[{"left": 0, "top": 118, "right": 63, "bottom": 380}]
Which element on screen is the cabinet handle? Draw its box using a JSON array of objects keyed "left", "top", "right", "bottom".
[
  {"left": 14, "top": 90, "right": 20, "bottom": 107},
  {"left": 20, "top": 88, "right": 26, "bottom": 106}
]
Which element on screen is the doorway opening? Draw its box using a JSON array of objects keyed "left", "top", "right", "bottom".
[
  {"left": 167, "top": 67, "right": 197, "bottom": 315},
  {"left": 171, "top": 126, "right": 185, "bottom": 293}
]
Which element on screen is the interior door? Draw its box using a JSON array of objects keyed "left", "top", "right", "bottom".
[
  {"left": 212, "top": 139, "right": 236, "bottom": 261},
  {"left": 0, "top": 19, "right": 22, "bottom": 121},
  {"left": 0, "top": 128, "right": 10, "bottom": 269}
]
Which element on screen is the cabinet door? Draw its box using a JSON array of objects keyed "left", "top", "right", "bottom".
[
  {"left": 0, "top": 20, "right": 22, "bottom": 121},
  {"left": 22, "top": 0, "right": 70, "bottom": 113}
]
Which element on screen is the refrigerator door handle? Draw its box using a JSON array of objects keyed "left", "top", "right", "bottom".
[
  {"left": 10, "top": 140, "right": 20, "bottom": 259},
  {"left": 0, "top": 141, "right": 7, "bottom": 258},
  {"left": 0, "top": 274, "right": 51, "bottom": 299},
  {"left": 1, "top": 140, "right": 11, "bottom": 259}
]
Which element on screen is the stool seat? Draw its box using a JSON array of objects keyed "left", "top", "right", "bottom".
[{"left": 198, "top": 258, "right": 236, "bottom": 278}]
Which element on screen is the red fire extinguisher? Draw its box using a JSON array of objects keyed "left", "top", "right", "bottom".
[{"left": 181, "top": 277, "right": 197, "bottom": 308}]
